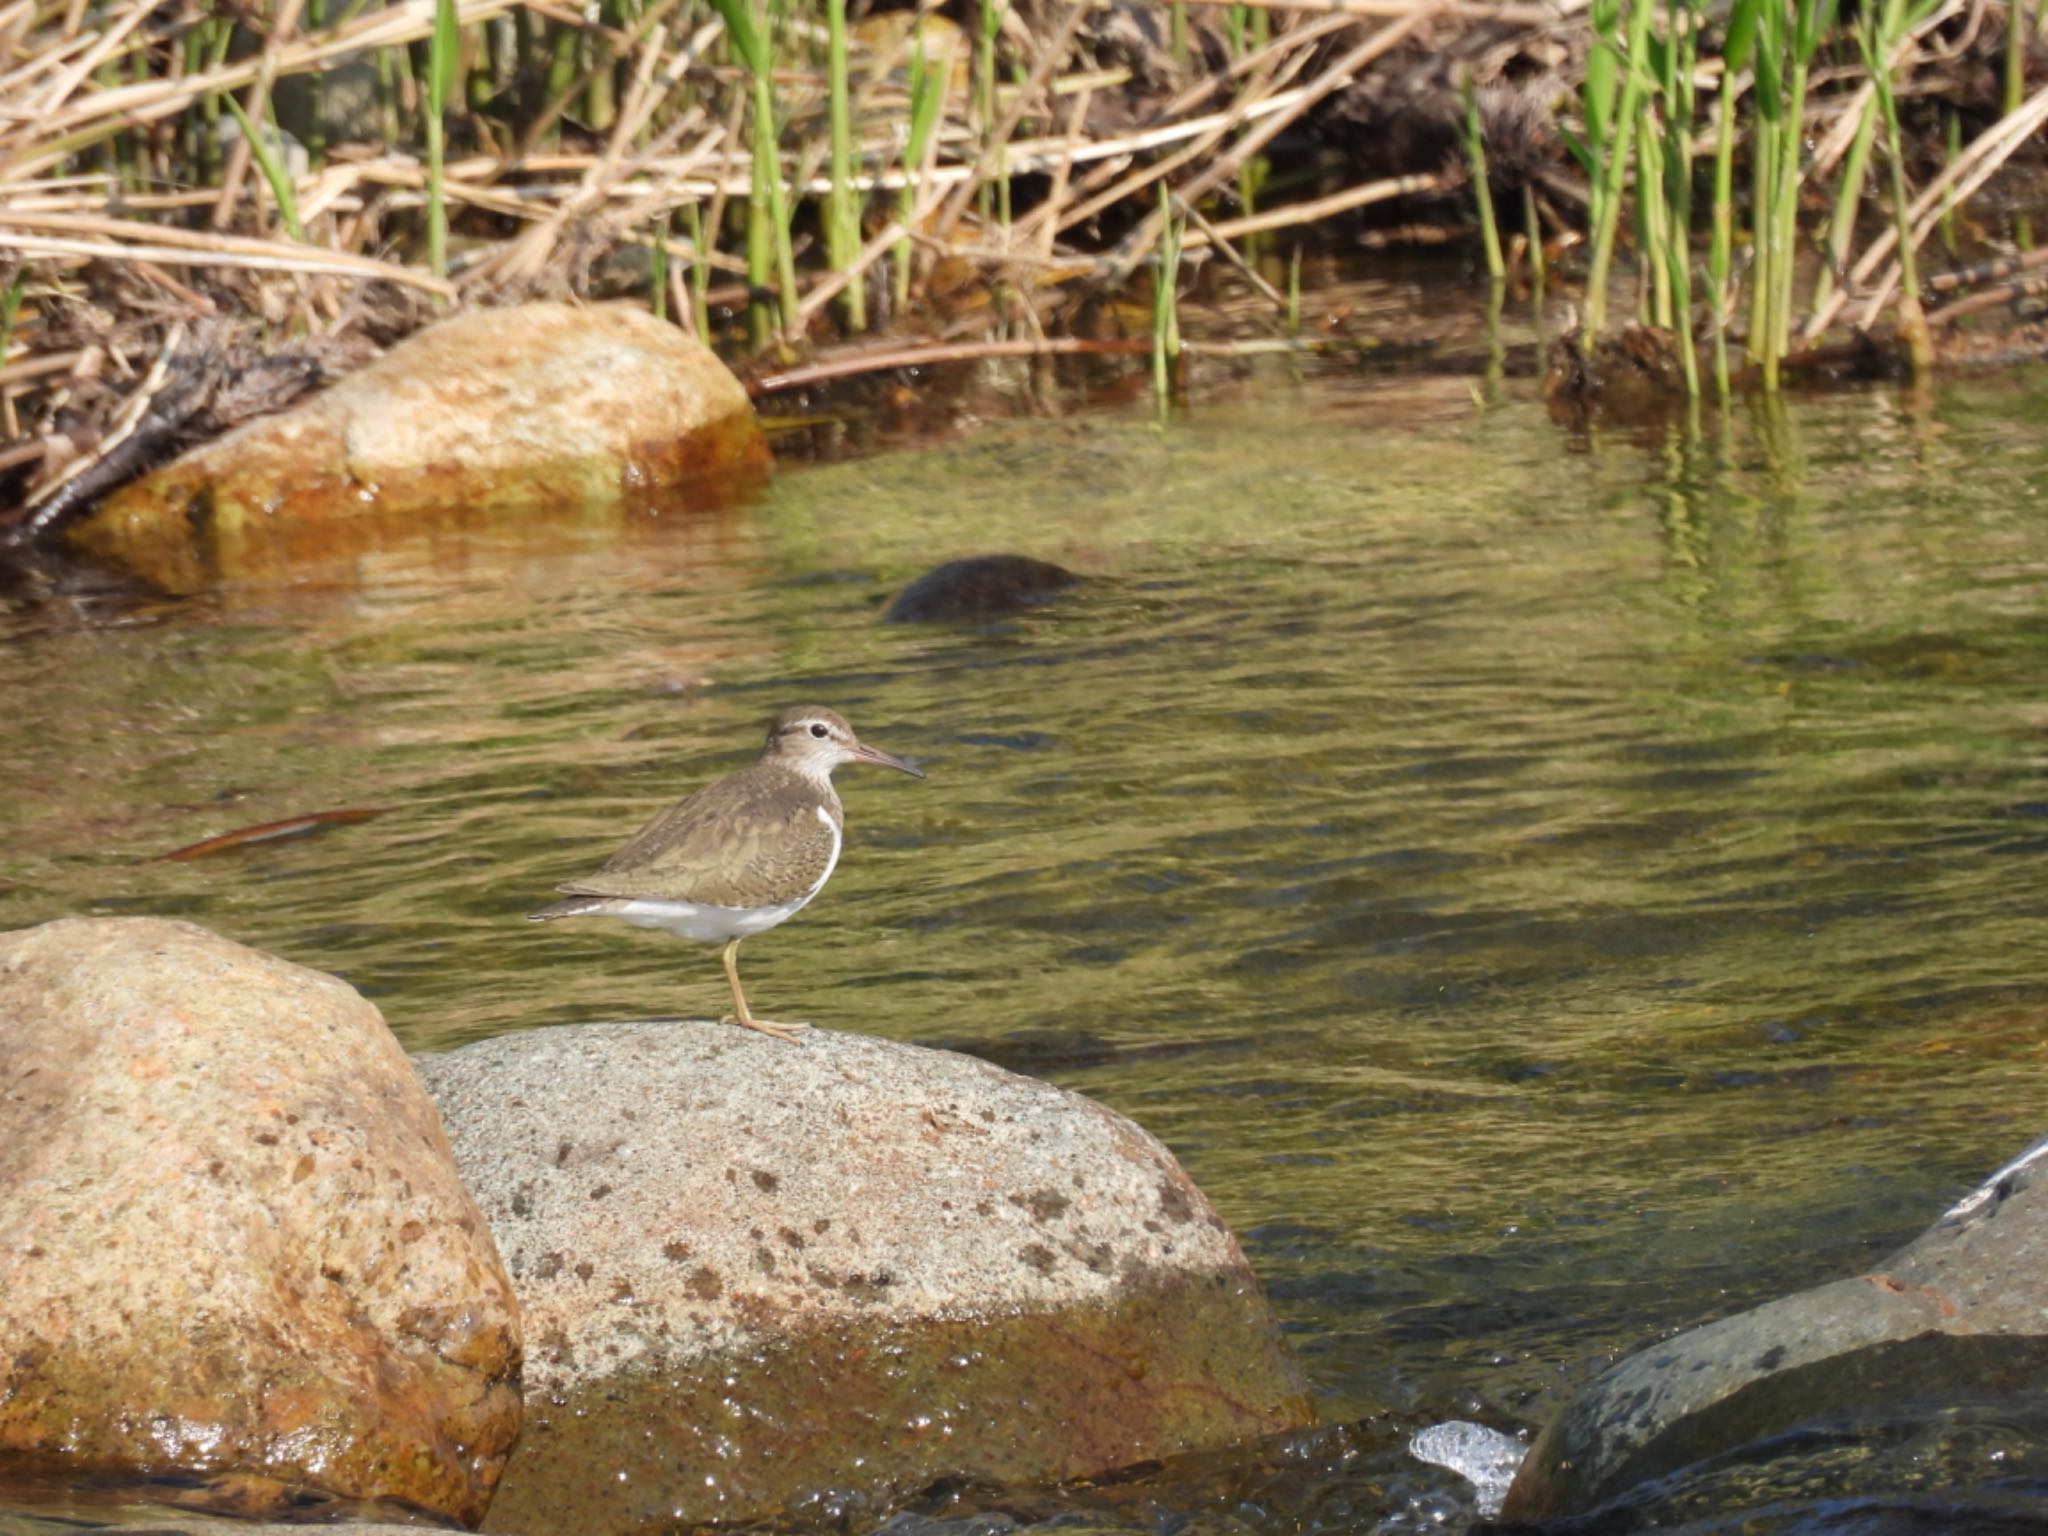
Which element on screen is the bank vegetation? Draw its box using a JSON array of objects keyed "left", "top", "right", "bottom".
[{"left": 1, "top": 0, "right": 2044, "bottom": 528}]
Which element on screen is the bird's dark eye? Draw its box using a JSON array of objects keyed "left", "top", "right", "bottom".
[{"left": 809, "top": 723, "right": 829, "bottom": 739}]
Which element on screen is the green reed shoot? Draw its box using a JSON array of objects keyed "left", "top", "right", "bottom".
[
  {"left": 713, "top": 0, "right": 801, "bottom": 343},
  {"left": 425, "top": 0, "right": 459, "bottom": 279},
  {"left": 1764, "top": 0, "right": 1838, "bottom": 386},
  {"left": 1577, "top": 0, "right": 1653, "bottom": 340},
  {"left": 1863, "top": 0, "right": 1934, "bottom": 374},
  {"left": 306, "top": 0, "right": 328, "bottom": 169},
  {"left": 653, "top": 217, "right": 670, "bottom": 322},
  {"left": 1460, "top": 72, "right": 1504, "bottom": 282},
  {"left": 1940, "top": 109, "right": 1963, "bottom": 256},
  {"left": 2008, "top": 0, "right": 2036, "bottom": 246},
  {"left": 222, "top": 96, "right": 306, "bottom": 241},
  {"left": 1810, "top": 87, "right": 1879, "bottom": 321},
  {"left": 2007, "top": 0, "right": 2030, "bottom": 114},
  {"left": 1707, "top": 55, "right": 1738, "bottom": 396},
  {"left": 686, "top": 201, "right": 713, "bottom": 339},
  {"left": 0, "top": 271, "right": 21, "bottom": 438},
  {"left": 196, "top": 15, "right": 234, "bottom": 183},
  {"left": 1151, "top": 184, "right": 1183, "bottom": 417},
  {"left": 895, "top": 35, "right": 946, "bottom": 310},
  {"left": 544, "top": 25, "right": 582, "bottom": 133},
  {"left": 825, "top": 0, "right": 865, "bottom": 329},
  {"left": 1286, "top": 244, "right": 1302, "bottom": 338},
  {"left": 0, "top": 271, "right": 25, "bottom": 361},
  {"left": 1633, "top": 105, "right": 1670, "bottom": 326},
  {"left": 1237, "top": 155, "right": 1268, "bottom": 264},
  {"left": 1653, "top": 4, "right": 1698, "bottom": 395},
  {"left": 1523, "top": 183, "right": 1546, "bottom": 297},
  {"left": 584, "top": 0, "right": 621, "bottom": 133},
  {"left": 975, "top": 0, "right": 1005, "bottom": 226}
]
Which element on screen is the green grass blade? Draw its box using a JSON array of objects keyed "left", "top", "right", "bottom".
[{"left": 221, "top": 94, "right": 305, "bottom": 241}]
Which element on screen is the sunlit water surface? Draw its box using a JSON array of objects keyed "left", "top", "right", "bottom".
[{"left": 3, "top": 359, "right": 2047, "bottom": 1533}]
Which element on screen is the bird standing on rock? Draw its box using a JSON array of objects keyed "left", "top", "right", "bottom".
[{"left": 530, "top": 706, "right": 924, "bottom": 1042}]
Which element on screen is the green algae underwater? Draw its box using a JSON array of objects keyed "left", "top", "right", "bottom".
[{"left": 2, "top": 358, "right": 2047, "bottom": 1534}]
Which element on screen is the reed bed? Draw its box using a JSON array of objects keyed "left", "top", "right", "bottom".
[{"left": 0, "top": 0, "right": 2044, "bottom": 519}]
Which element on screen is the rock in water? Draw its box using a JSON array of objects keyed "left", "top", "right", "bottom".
[
  {"left": 882, "top": 554, "right": 1079, "bottom": 623},
  {"left": 1502, "top": 1134, "right": 2048, "bottom": 1522},
  {"left": 71, "top": 302, "right": 770, "bottom": 591},
  {"left": 0, "top": 918, "right": 522, "bottom": 1525},
  {"left": 416, "top": 1021, "right": 1310, "bottom": 1536}
]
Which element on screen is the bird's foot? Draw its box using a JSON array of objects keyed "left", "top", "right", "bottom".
[{"left": 721, "top": 1013, "right": 813, "bottom": 1044}]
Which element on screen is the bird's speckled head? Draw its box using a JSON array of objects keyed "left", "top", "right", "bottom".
[{"left": 763, "top": 706, "right": 924, "bottom": 784}]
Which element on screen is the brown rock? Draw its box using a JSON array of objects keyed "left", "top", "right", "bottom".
[
  {"left": 0, "top": 918, "right": 522, "bottom": 1526},
  {"left": 416, "top": 1022, "right": 1310, "bottom": 1536},
  {"left": 71, "top": 302, "right": 770, "bottom": 591}
]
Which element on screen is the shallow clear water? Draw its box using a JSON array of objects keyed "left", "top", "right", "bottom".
[{"left": 4, "top": 354, "right": 2048, "bottom": 1532}]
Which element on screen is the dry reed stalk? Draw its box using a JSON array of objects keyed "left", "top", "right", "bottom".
[
  {"left": 931, "top": 0, "right": 1091, "bottom": 240},
  {"left": 1809, "top": 79, "right": 2048, "bottom": 335},
  {"left": 30, "top": 1, "right": 153, "bottom": 120},
  {"left": 1039, "top": 88, "right": 1092, "bottom": 261},
  {"left": 1924, "top": 248, "right": 2048, "bottom": 324},
  {"left": 0, "top": 27, "right": 97, "bottom": 108},
  {"left": 1193, "top": 169, "right": 1452, "bottom": 243},
  {"left": 1807, "top": 0, "right": 1961, "bottom": 182},
  {"left": 797, "top": 216, "right": 909, "bottom": 321},
  {"left": 1024, "top": 47, "right": 1327, "bottom": 244},
  {"left": 2, "top": 0, "right": 523, "bottom": 180},
  {"left": 472, "top": 3, "right": 699, "bottom": 286},
  {"left": 1174, "top": 0, "right": 1585, "bottom": 21},
  {"left": 0, "top": 222, "right": 454, "bottom": 296},
  {"left": 1108, "top": 6, "right": 1446, "bottom": 281},
  {"left": 0, "top": 350, "right": 86, "bottom": 389},
  {"left": 749, "top": 333, "right": 1151, "bottom": 393},
  {"left": 524, "top": 0, "right": 632, "bottom": 45},
  {"left": 14, "top": 320, "right": 182, "bottom": 526},
  {"left": 1174, "top": 195, "right": 1288, "bottom": 311},
  {"left": 998, "top": 21, "right": 1329, "bottom": 250}
]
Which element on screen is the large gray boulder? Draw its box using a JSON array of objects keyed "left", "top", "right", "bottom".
[
  {"left": 1503, "top": 1137, "right": 2048, "bottom": 1521},
  {"left": 0, "top": 918, "right": 522, "bottom": 1525},
  {"left": 417, "top": 1021, "right": 1310, "bottom": 1536}
]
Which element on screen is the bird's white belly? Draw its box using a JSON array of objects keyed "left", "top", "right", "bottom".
[{"left": 611, "top": 893, "right": 816, "bottom": 942}]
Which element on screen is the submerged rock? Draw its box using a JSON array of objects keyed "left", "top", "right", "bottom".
[
  {"left": 882, "top": 554, "right": 1079, "bottom": 623},
  {"left": 0, "top": 917, "right": 522, "bottom": 1526},
  {"left": 1502, "top": 1134, "right": 2048, "bottom": 1522},
  {"left": 416, "top": 1021, "right": 1310, "bottom": 1536},
  {"left": 1542, "top": 324, "right": 1690, "bottom": 427},
  {"left": 71, "top": 301, "right": 769, "bottom": 591}
]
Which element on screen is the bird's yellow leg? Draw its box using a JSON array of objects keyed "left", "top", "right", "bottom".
[{"left": 719, "top": 938, "right": 811, "bottom": 1043}]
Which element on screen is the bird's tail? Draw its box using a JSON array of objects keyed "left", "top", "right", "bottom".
[{"left": 528, "top": 895, "right": 612, "bottom": 923}]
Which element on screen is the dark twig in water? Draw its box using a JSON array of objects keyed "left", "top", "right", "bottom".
[{"left": 749, "top": 336, "right": 1152, "bottom": 394}]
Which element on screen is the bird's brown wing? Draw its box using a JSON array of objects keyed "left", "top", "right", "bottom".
[{"left": 556, "top": 769, "right": 839, "bottom": 909}]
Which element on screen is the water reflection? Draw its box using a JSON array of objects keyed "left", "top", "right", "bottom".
[{"left": 2, "top": 363, "right": 2046, "bottom": 1532}]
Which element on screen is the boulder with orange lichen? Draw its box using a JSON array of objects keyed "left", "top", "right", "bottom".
[
  {"left": 0, "top": 917, "right": 522, "bottom": 1527},
  {"left": 68, "top": 301, "right": 769, "bottom": 592}
]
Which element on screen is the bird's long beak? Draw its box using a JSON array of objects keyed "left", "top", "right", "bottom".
[{"left": 851, "top": 738, "right": 925, "bottom": 779}]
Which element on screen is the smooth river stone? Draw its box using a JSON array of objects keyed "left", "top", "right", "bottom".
[
  {"left": 416, "top": 1021, "right": 1311, "bottom": 1536},
  {"left": 72, "top": 300, "right": 770, "bottom": 591},
  {"left": 0, "top": 917, "right": 522, "bottom": 1526},
  {"left": 1502, "top": 1134, "right": 2048, "bottom": 1521},
  {"left": 881, "top": 554, "right": 1080, "bottom": 623}
]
